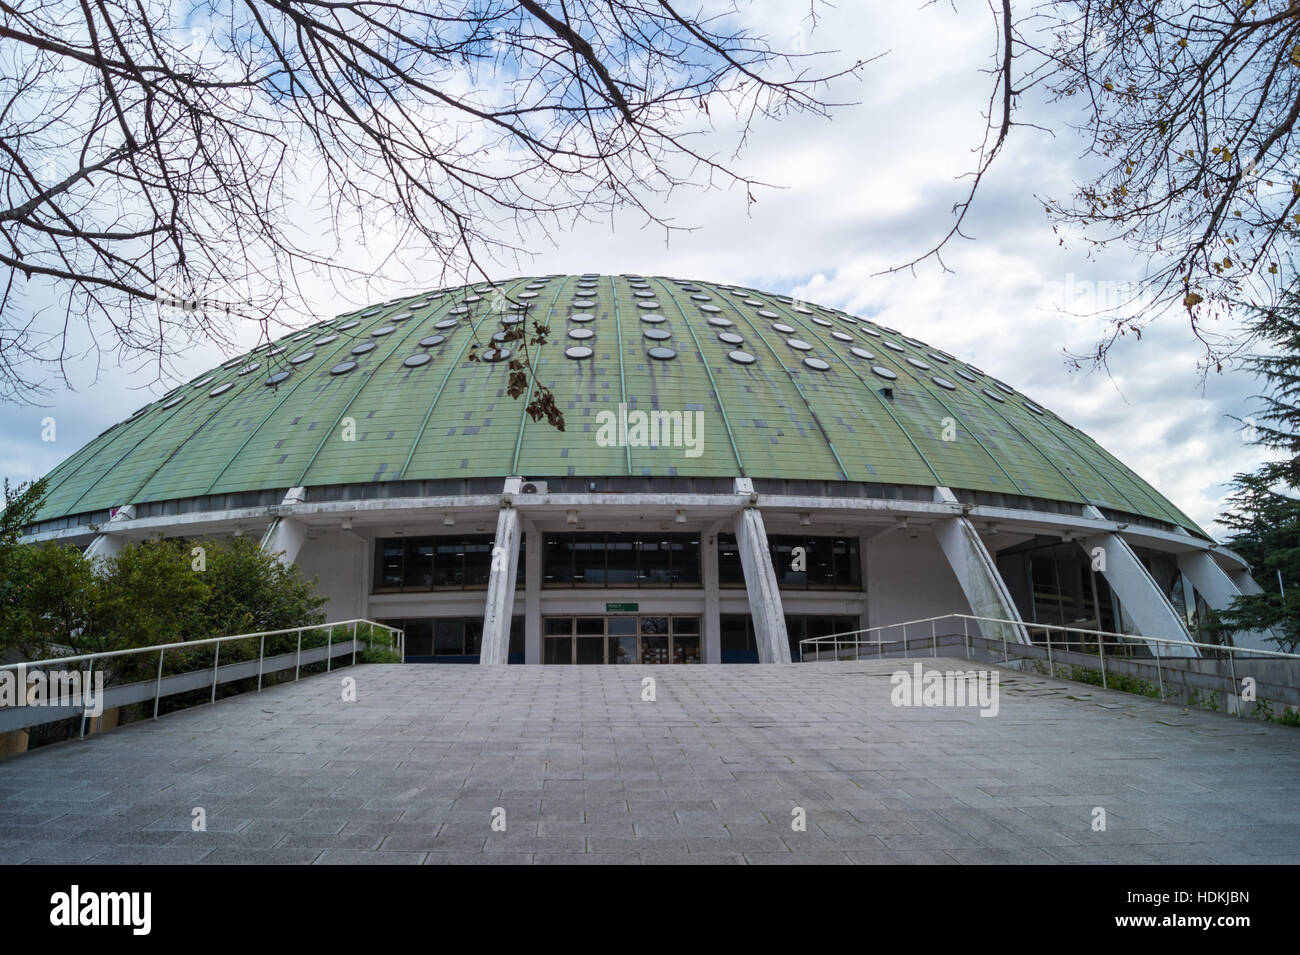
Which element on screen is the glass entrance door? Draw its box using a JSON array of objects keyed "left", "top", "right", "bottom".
[{"left": 541, "top": 615, "right": 702, "bottom": 664}]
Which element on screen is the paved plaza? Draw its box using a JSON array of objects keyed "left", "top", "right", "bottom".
[{"left": 1, "top": 660, "right": 1297, "bottom": 864}]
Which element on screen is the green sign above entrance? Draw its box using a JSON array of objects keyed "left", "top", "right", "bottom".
[{"left": 605, "top": 602, "right": 639, "bottom": 612}]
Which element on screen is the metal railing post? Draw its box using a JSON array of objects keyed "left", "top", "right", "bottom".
[
  {"left": 1045, "top": 627, "right": 1053, "bottom": 679},
  {"left": 1154, "top": 640, "right": 1165, "bottom": 702},
  {"left": 1097, "top": 635, "right": 1107, "bottom": 690},
  {"left": 352, "top": 621, "right": 358, "bottom": 666},
  {"left": 154, "top": 648, "right": 165, "bottom": 719},
  {"left": 1002, "top": 627, "right": 1008, "bottom": 664},
  {"left": 295, "top": 628, "right": 302, "bottom": 680},
  {"left": 931, "top": 620, "right": 937, "bottom": 657},
  {"left": 963, "top": 617, "right": 970, "bottom": 660},
  {"left": 902, "top": 624, "right": 908, "bottom": 659},
  {"left": 1229, "top": 648, "right": 1240, "bottom": 717},
  {"left": 80, "top": 660, "right": 92, "bottom": 739},
  {"left": 211, "top": 642, "right": 220, "bottom": 704},
  {"left": 258, "top": 635, "right": 265, "bottom": 692},
  {"left": 326, "top": 625, "right": 334, "bottom": 672}
]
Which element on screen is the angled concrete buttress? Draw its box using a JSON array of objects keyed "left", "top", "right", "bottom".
[
  {"left": 932, "top": 490, "right": 1029, "bottom": 646},
  {"left": 83, "top": 504, "right": 135, "bottom": 563},
  {"left": 733, "top": 479, "right": 791, "bottom": 664},
  {"left": 1079, "top": 507, "right": 1196, "bottom": 657},
  {"left": 259, "top": 487, "right": 308, "bottom": 566},
  {"left": 480, "top": 477, "right": 523, "bottom": 665},
  {"left": 1177, "top": 550, "right": 1280, "bottom": 653}
]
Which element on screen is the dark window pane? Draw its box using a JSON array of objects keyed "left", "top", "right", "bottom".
[
  {"left": 833, "top": 538, "right": 861, "bottom": 589},
  {"left": 405, "top": 619, "right": 433, "bottom": 657},
  {"left": 462, "top": 537, "right": 493, "bottom": 586},
  {"left": 433, "top": 538, "right": 464, "bottom": 587},
  {"left": 772, "top": 537, "right": 806, "bottom": 588},
  {"left": 544, "top": 617, "right": 572, "bottom": 636},
  {"left": 544, "top": 535, "right": 574, "bottom": 585},
  {"left": 721, "top": 616, "right": 753, "bottom": 652},
  {"left": 672, "top": 616, "right": 700, "bottom": 635},
  {"left": 509, "top": 618, "right": 524, "bottom": 657},
  {"left": 405, "top": 537, "right": 433, "bottom": 588},
  {"left": 807, "top": 537, "right": 835, "bottom": 588},
  {"left": 572, "top": 533, "right": 606, "bottom": 584},
  {"left": 607, "top": 617, "right": 636, "bottom": 635},
  {"left": 376, "top": 539, "right": 404, "bottom": 589},
  {"left": 576, "top": 637, "right": 604, "bottom": 664},
  {"left": 464, "top": 619, "right": 483, "bottom": 655},
  {"left": 605, "top": 534, "right": 637, "bottom": 585},
  {"left": 672, "top": 535, "right": 701, "bottom": 585},
  {"left": 434, "top": 619, "right": 464, "bottom": 654},
  {"left": 576, "top": 617, "right": 604, "bottom": 635},
  {"left": 544, "top": 637, "right": 572, "bottom": 664},
  {"left": 717, "top": 534, "right": 745, "bottom": 587},
  {"left": 638, "top": 537, "right": 672, "bottom": 585},
  {"left": 640, "top": 616, "right": 669, "bottom": 635}
]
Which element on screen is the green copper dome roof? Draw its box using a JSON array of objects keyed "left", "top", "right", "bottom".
[{"left": 32, "top": 275, "right": 1199, "bottom": 532}]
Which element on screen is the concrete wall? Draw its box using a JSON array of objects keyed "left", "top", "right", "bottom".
[
  {"left": 865, "top": 528, "right": 970, "bottom": 628},
  {"left": 295, "top": 530, "right": 366, "bottom": 622}
]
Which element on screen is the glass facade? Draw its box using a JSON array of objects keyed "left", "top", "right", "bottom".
[
  {"left": 373, "top": 534, "right": 522, "bottom": 592},
  {"left": 722, "top": 614, "right": 860, "bottom": 663},
  {"left": 542, "top": 615, "right": 702, "bottom": 664},
  {"left": 717, "top": 534, "right": 862, "bottom": 591},
  {"left": 379, "top": 616, "right": 524, "bottom": 663},
  {"left": 542, "top": 533, "right": 701, "bottom": 587}
]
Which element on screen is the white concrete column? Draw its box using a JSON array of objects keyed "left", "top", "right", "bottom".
[
  {"left": 932, "top": 513, "right": 1030, "bottom": 647},
  {"left": 84, "top": 504, "right": 135, "bottom": 562},
  {"left": 1078, "top": 530, "right": 1196, "bottom": 657},
  {"left": 1177, "top": 549, "right": 1279, "bottom": 652},
  {"left": 260, "top": 487, "right": 308, "bottom": 565},
  {"left": 702, "top": 522, "right": 722, "bottom": 664},
  {"left": 480, "top": 478, "right": 523, "bottom": 665},
  {"left": 523, "top": 518, "right": 541, "bottom": 664},
  {"left": 733, "top": 479, "right": 790, "bottom": 664}
]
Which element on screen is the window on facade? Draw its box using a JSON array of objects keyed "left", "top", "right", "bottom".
[
  {"left": 717, "top": 534, "right": 862, "bottom": 591},
  {"left": 373, "top": 535, "right": 523, "bottom": 592},
  {"left": 378, "top": 616, "right": 521, "bottom": 662},
  {"left": 541, "top": 533, "right": 701, "bottom": 588}
]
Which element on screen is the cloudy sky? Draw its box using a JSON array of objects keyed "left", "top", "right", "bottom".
[{"left": 1, "top": 2, "right": 1270, "bottom": 535}]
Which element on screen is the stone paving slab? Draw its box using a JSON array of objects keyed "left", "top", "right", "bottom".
[{"left": 0, "top": 661, "right": 1297, "bottom": 864}]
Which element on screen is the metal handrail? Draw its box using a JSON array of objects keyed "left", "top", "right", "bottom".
[
  {"left": 798, "top": 613, "right": 1300, "bottom": 660},
  {"left": 0, "top": 618, "right": 405, "bottom": 672}
]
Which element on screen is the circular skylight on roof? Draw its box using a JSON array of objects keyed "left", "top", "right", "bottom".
[
  {"left": 883, "top": 341, "right": 905, "bottom": 352},
  {"left": 293, "top": 332, "right": 312, "bottom": 342},
  {"left": 832, "top": 331, "right": 854, "bottom": 343},
  {"left": 351, "top": 342, "right": 376, "bottom": 355},
  {"left": 1024, "top": 402, "right": 1046, "bottom": 415},
  {"left": 804, "top": 357, "right": 830, "bottom": 371},
  {"left": 849, "top": 347, "right": 875, "bottom": 360},
  {"left": 718, "top": 332, "right": 743, "bottom": 345},
  {"left": 995, "top": 380, "right": 1015, "bottom": 394},
  {"left": 643, "top": 328, "right": 671, "bottom": 342},
  {"left": 191, "top": 376, "right": 214, "bottom": 389},
  {"left": 743, "top": 298, "right": 764, "bottom": 307},
  {"left": 634, "top": 290, "right": 655, "bottom": 298},
  {"left": 565, "top": 345, "right": 594, "bottom": 360},
  {"left": 955, "top": 369, "right": 978, "bottom": 382},
  {"left": 786, "top": 339, "right": 812, "bottom": 351},
  {"left": 361, "top": 307, "right": 382, "bottom": 316},
  {"left": 772, "top": 322, "right": 794, "bottom": 334},
  {"left": 491, "top": 331, "right": 509, "bottom": 343},
  {"left": 449, "top": 306, "right": 469, "bottom": 315},
  {"left": 209, "top": 382, "right": 234, "bottom": 397},
  {"left": 315, "top": 334, "right": 338, "bottom": 346},
  {"left": 526, "top": 282, "right": 547, "bottom": 290},
  {"left": 569, "top": 312, "right": 593, "bottom": 323},
  {"left": 982, "top": 388, "right": 1006, "bottom": 402},
  {"left": 404, "top": 353, "right": 432, "bottom": 368},
  {"left": 932, "top": 376, "right": 957, "bottom": 391},
  {"left": 390, "top": 311, "right": 413, "bottom": 322},
  {"left": 571, "top": 299, "right": 594, "bottom": 308},
  {"left": 464, "top": 295, "right": 482, "bottom": 303},
  {"left": 636, "top": 300, "right": 660, "bottom": 309},
  {"left": 812, "top": 317, "right": 833, "bottom": 328},
  {"left": 162, "top": 395, "right": 185, "bottom": 409},
  {"left": 871, "top": 365, "right": 898, "bottom": 380},
  {"left": 793, "top": 306, "right": 812, "bottom": 315},
  {"left": 330, "top": 361, "right": 357, "bottom": 375},
  {"left": 265, "top": 371, "right": 291, "bottom": 386},
  {"left": 519, "top": 291, "right": 538, "bottom": 299},
  {"left": 928, "top": 353, "right": 949, "bottom": 364},
  {"left": 337, "top": 320, "right": 359, "bottom": 330},
  {"left": 728, "top": 350, "right": 756, "bottom": 365},
  {"left": 500, "top": 315, "right": 523, "bottom": 326},
  {"left": 647, "top": 346, "right": 676, "bottom": 361},
  {"left": 681, "top": 284, "right": 701, "bottom": 291},
  {"left": 568, "top": 328, "right": 594, "bottom": 340},
  {"left": 371, "top": 326, "right": 394, "bottom": 337},
  {"left": 690, "top": 294, "right": 711, "bottom": 302},
  {"left": 757, "top": 309, "right": 780, "bottom": 319},
  {"left": 906, "top": 357, "right": 931, "bottom": 370},
  {"left": 482, "top": 347, "right": 512, "bottom": 362},
  {"left": 435, "top": 319, "right": 458, "bottom": 330},
  {"left": 698, "top": 303, "right": 721, "bottom": 313},
  {"left": 640, "top": 314, "right": 665, "bottom": 324},
  {"left": 289, "top": 351, "right": 315, "bottom": 365},
  {"left": 419, "top": 335, "right": 446, "bottom": 348},
  {"left": 858, "top": 325, "right": 880, "bottom": 337},
  {"left": 707, "top": 317, "right": 733, "bottom": 328}
]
